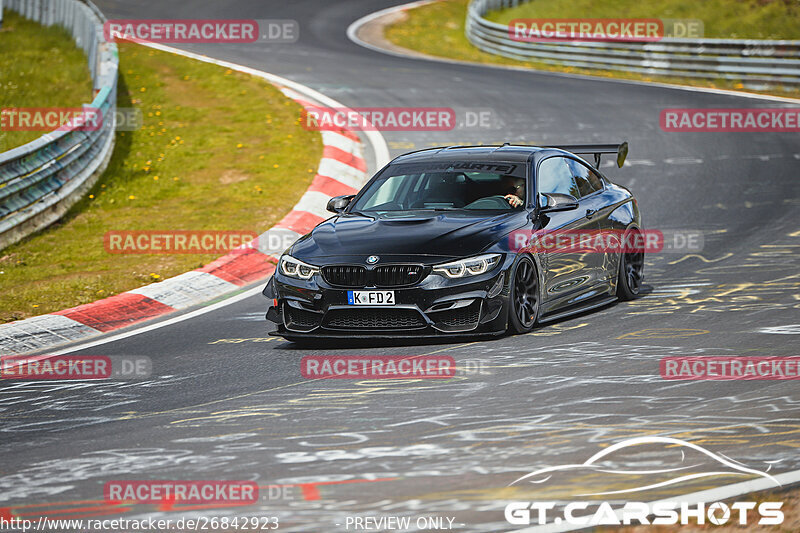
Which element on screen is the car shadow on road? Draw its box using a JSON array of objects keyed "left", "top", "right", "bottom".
[
  {"left": 269, "top": 284, "right": 654, "bottom": 351},
  {"left": 270, "top": 334, "right": 500, "bottom": 351}
]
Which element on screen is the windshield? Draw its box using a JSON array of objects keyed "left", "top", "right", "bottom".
[{"left": 349, "top": 161, "right": 528, "bottom": 213}]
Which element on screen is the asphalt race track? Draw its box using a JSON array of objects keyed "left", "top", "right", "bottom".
[{"left": 2, "top": 1, "right": 799, "bottom": 531}]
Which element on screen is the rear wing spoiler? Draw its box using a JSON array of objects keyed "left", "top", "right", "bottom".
[{"left": 549, "top": 142, "right": 628, "bottom": 169}]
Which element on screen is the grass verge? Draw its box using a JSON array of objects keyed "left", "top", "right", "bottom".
[
  {"left": 0, "top": 9, "right": 93, "bottom": 151},
  {"left": 383, "top": 0, "right": 800, "bottom": 99},
  {"left": 0, "top": 41, "right": 322, "bottom": 323}
]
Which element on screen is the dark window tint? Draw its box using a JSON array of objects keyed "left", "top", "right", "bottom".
[
  {"left": 567, "top": 159, "right": 604, "bottom": 196},
  {"left": 351, "top": 161, "right": 526, "bottom": 212},
  {"left": 537, "top": 157, "right": 580, "bottom": 203}
]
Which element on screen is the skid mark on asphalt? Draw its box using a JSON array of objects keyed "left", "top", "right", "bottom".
[
  {"left": 526, "top": 323, "right": 588, "bottom": 336},
  {"left": 120, "top": 341, "right": 476, "bottom": 425},
  {"left": 616, "top": 328, "right": 709, "bottom": 339},
  {"left": 207, "top": 336, "right": 275, "bottom": 344},
  {"left": 668, "top": 252, "right": 734, "bottom": 265}
]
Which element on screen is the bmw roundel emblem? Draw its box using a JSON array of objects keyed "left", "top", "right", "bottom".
[{"left": 367, "top": 255, "right": 379, "bottom": 264}]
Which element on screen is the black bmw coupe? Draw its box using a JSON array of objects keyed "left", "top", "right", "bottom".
[{"left": 264, "top": 143, "right": 643, "bottom": 341}]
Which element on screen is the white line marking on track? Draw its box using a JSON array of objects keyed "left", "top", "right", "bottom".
[{"left": 49, "top": 286, "right": 264, "bottom": 355}]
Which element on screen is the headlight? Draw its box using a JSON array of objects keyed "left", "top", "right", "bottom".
[
  {"left": 279, "top": 255, "right": 319, "bottom": 280},
  {"left": 433, "top": 253, "right": 501, "bottom": 279}
]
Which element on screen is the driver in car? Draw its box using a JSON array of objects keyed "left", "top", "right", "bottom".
[{"left": 500, "top": 175, "right": 525, "bottom": 208}]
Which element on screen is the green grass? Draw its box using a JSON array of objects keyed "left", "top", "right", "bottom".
[
  {"left": 487, "top": 0, "right": 800, "bottom": 40},
  {"left": 383, "top": 0, "right": 800, "bottom": 98},
  {"left": 0, "top": 41, "right": 322, "bottom": 323},
  {"left": 0, "top": 10, "right": 93, "bottom": 151}
]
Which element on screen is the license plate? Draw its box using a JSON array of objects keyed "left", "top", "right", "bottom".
[{"left": 347, "top": 290, "right": 395, "bottom": 306}]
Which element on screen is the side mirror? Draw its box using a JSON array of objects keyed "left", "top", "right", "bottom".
[
  {"left": 539, "top": 193, "right": 579, "bottom": 213},
  {"left": 326, "top": 194, "right": 355, "bottom": 213}
]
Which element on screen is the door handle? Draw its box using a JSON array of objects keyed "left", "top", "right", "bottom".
[{"left": 585, "top": 208, "right": 597, "bottom": 219}]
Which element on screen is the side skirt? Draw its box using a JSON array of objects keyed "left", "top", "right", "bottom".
[{"left": 538, "top": 295, "right": 618, "bottom": 324}]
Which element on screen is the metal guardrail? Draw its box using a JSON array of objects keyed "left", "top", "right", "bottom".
[
  {"left": 466, "top": 0, "right": 800, "bottom": 88},
  {"left": 0, "top": 0, "right": 118, "bottom": 249}
]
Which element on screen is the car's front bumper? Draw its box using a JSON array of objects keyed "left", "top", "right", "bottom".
[{"left": 264, "top": 266, "right": 510, "bottom": 339}]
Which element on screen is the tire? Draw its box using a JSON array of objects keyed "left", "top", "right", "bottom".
[
  {"left": 617, "top": 228, "right": 644, "bottom": 301},
  {"left": 508, "top": 255, "right": 540, "bottom": 334}
]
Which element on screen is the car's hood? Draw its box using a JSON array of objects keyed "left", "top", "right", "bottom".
[{"left": 290, "top": 211, "right": 528, "bottom": 264}]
